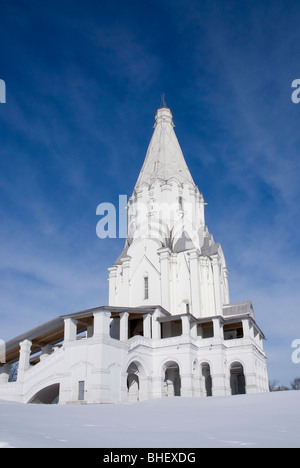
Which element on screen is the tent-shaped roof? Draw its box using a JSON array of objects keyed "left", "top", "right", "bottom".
[{"left": 135, "top": 106, "right": 195, "bottom": 189}]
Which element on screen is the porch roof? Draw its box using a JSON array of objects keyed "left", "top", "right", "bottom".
[{"left": 4, "top": 305, "right": 169, "bottom": 363}]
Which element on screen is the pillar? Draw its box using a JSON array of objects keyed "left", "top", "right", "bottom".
[
  {"left": 17, "top": 339, "right": 32, "bottom": 382},
  {"left": 181, "top": 373, "right": 194, "bottom": 397},
  {"left": 121, "top": 257, "right": 131, "bottom": 306},
  {"left": 189, "top": 249, "right": 201, "bottom": 318},
  {"left": 242, "top": 318, "right": 253, "bottom": 340},
  {"left": 212, "top": 254, "right": 222, "bottom": 315},
  {"left": 180, "top": 358, "right": 193, "bottom": 397},
  {"left": 200, "top": 257, "right": 210, "bottom": 315},
  {"left": 93, "top": 310, "right": 111, "bottom": 337},
  {"left": 87, "top": 324, "right": 93, "bottom": 338},
  {"left": 170, "top": 253, "right": 178, "bottom": 315},
  {"left": 212, "top": 317, "right": 223, "bottom": 340},
  {"left": 223, "top": 267, "right": 230, "bottom": 304},
  {"left": 152, "top": 309, "right": 161, "bottom": 340},
  {"left": 151, "top": 375, "right": 163, "bottom": 399},
  {"left": 211, "top": 368, "right": 227, "bottom": 397},
  {"left": 143, "top": 313, "right": 152, "bottom": 339},
  {"left": 64, "top": 318, "right": 77, "bottom": 343},
  {"left": 119, "top": 312, "right": 129, "bottom": 341},
  {"left": 158, "top": 248, "right": 171, "bottom": 312},
  {"left": 108, "top": 266, "right": 118, "bottom": 306},
  {"left": 181, "top": 315, "right": 191, "bottom": 336},
  {"left": 191, "top": 320, "right": 197, "bottom": 339}
]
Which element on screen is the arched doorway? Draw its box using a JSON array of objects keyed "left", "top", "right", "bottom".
[
  {"left": 163, "top": 361, "right": 181, "bottom": 397},
  {"left": 127, "top": 362, "right": 140, "bottom": 402},
  {"left": 230, "top": 362, "right": 246, "bottom": 395},
  {"left": 28, "top": 383, "right": 60, "bottom": 404},
  {"left": 201, "top": 363, "right": 212, "bottom": 397}
]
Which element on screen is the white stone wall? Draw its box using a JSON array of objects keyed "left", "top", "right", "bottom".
[{"left": 0, "top": 313, "right": 269, "bottom": 405}]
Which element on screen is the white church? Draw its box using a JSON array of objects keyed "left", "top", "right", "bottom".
[{"left": 0, "top": 104, "right": 269, "bottom": 404}]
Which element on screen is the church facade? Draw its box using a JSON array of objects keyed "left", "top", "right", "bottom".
[{"left": 0, "top": 105, "right": 269, "bottom": 404}]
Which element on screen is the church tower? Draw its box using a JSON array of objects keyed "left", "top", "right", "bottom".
[
  {"left": 106, "top": 103, "right": 269, "bottom": 398},
  {"left": 0, "top": 102, "right": 269, "bottom": 405},
  {"left": 108, "top": 104, "right": 230, "bottom": 319}
]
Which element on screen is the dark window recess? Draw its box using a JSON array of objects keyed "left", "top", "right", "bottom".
[
  {"left": 161, "top": 320, "right": 182, "bottom": 339},
  {"left": 197, "top": 322, "right": 214, "bottom": 339},
  {"left": 129, "top": 318, "right": 144, "bottom": 338},
  {"left": 224, "top": 322, "right": 244, "bottom": 340}
]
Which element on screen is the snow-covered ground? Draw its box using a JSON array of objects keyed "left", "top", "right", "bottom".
[{"left": 0, "top": 392, "right": 300, "bottom": 448}]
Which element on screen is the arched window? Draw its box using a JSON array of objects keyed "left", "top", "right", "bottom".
[
  {"left": 163, "top": 361, "right": 181, "bottom": 397},
  {"left": 201, "top": 363, "right": 212, "bottom": 397},
  {"left": 127, "top": 363, "right": 140, "bottom": 402},
  {"left": 230, "top": 362, "right": 246, "bottom": 395}
]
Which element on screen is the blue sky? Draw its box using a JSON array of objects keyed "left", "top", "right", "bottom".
[{"left": 1, "top": 0, "right": 300, "bottom": 386}]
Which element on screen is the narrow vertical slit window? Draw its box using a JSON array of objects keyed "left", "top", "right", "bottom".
[{"left": 144, "top": 277, "right": 149, "bottom": 300}]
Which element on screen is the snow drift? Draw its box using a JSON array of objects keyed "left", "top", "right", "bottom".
[{"left": 0, "top": 391, "right": 299, "bottom": 448}]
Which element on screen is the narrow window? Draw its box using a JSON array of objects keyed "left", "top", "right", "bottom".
[
  {"left": 144, "top": 277, "right": 149, "bottom": 300},
  {"left": 186, "top": 303, "right": 190, "bottom": 314},
  {"left": 179, "top": 196, "right": 183, "bottom": 210}
]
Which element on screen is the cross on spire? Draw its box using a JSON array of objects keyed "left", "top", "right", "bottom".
[{"left": 160, "top": 93, "right": 167, "bottom": 108}]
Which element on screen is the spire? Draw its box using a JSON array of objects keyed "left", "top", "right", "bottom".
[{"left": 134, "top": 103, "right": 195, "bottom": 189}]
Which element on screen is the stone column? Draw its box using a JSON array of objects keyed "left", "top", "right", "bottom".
[
  {"left": 119, "top": 312, "right": 129, "bottom": 341},
  {"left": 180, "top": 358, "right": 193, "bottom": 397},
  {"left": 170, "top": 253, "right": 178, "bottom": 316},
  {"left": 181, "top": 373, "right": 194, "bottom": 397},
  {"left": 87, "top": 324, "right": 93, "bottom": 338},
  {"left": 151, "top": 375, "right": 163, "bottom": 399},
  {"left": 108, "top": 266, "right": 118, "bottom": 306},
  {"left": 212, "top": 254, "right": 222, "bottom": 315},
  {"left": 121, "top": 257, "right": 131, "bottom": 306},
  {"left": 17, "top": 339, "right": 32, "bottom": 382},
  {"left": 211, "top": 366, "right": 227, "bottom": 397},
  {"left": 190, "top": 320, "right": 197, "bottom": 339},
  {"left": 223, "top": 267, "right": 230, "bottom": 304},
  {"left": 200, "top": 257, "right": 213, "bottom": 316},
  {"left": 152, "top": 309, "right": 161, "bottom": 340},
  {"left": 158, "top": 248, "right": 171, "bottom": 312},
  {"left": 212, "top": 317, "right": 224, "bottom": 340},
  {"left": 64, "top": 318, "right": 77, "bottom": 343},
  {"left": 243, "top": 359, "right": 257, "bottom": 394},
  {"left": 189, "top": 249, "right": 201, "bottom": 318},
  {"left": 93, "top": 310, "right": 111, "bottom": 337},
  {"left": 181, "top": 315, "right": 191, "bottom": 337},
  {"left": 242, "top": 318, "right": 253, "bottom": 340},
  {"left": 143, "top": 313, "right": 152, "bottom": 339}
]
